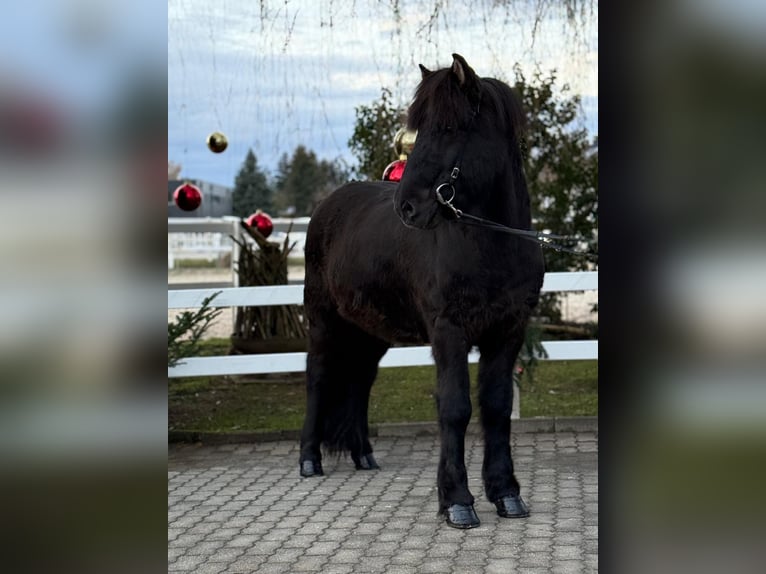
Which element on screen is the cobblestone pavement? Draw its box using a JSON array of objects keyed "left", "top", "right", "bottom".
[{"left": 169, "top": 432, "right": 598, "bottom": 573}]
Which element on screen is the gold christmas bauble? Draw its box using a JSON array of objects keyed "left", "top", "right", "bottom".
[
  {"left": 393, "top": 127, "right": 417, "bottom": 159},
  {"left": 206, "top": 131, "right": 228, "bottom": 153}
]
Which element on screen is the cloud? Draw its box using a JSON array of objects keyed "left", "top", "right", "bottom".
[{"left": 168, "top": 0, "right": 598, "bottom": 186}]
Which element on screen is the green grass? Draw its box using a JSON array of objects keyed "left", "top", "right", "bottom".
[
  {"left": 173, "top": 258, "right": 219, "bottom": 269},
  {"left": 169, "top": 338, "right": 597, "bottom": 433}
]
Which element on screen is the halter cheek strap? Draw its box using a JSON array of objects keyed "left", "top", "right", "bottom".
[{"left": 434, "top": 104, "right": 477, "bottom": 217}]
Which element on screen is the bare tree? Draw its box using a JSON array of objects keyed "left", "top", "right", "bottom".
[{"left": 168, "top": 161, "right": 182, "bottom": 180}]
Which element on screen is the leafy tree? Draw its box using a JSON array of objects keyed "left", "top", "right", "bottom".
[
  {"left": 348, "top": 87, "right": 406, "bottom": 180},
  {"left": 273, "top": 146, "right": 317, "bottom": 216},
  {"left": 274, "top": 146, "right": 349, "bottom": 216},
  {"left": 513, "top": 65, "right": 598, "bottom": 320},
  {"left": 232, "top": 149, "right": 273, "bottom": 217},
  {"left": 514, "top": 66, "right": 597, "bottom": 269},
  {"left": 308, "top": 154, "right": 350, "bottom": 213}
]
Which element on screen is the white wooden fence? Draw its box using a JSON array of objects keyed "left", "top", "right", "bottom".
[
  {"left": 167, "top": 217, "right": 311, "bottom": 288},
  {"left": 168, "top": 271, "right": 598, "bottom": 378}
]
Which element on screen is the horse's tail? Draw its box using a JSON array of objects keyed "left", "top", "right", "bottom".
[
  {"left": 304, "top": 318, "right": 378, "bottom": 458},
  {"left": 320, "top": 390, "right": 365, "bottom": 457},
  {"left": 317, "top": 358, "right": 368, "bottom": 457}
]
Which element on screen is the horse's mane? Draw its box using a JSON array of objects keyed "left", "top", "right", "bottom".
[{"left": 407, "top": 70, "right": 526, "bottom": 146}]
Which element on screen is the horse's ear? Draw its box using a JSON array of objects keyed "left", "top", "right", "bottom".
[
  {"left": 419, "top": 64, "right": 432, "bottom": 79},
  {"left": 451, "top": 53, "right": 478, "bottom": 88}
]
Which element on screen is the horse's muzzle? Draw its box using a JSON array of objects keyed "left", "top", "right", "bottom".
[{"left": 395, "top": 199, "right": 439, "bottom": 229}]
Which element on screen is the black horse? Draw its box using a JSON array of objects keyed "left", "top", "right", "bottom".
[{"left": 299, "top": 54, "right": 544, "bottom": 529}]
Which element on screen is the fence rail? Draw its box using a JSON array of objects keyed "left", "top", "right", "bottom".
[
  {"left": 168, "top": 217, "right": 311, "bottom": 286},
  {"left": 168, "top": 271, "right": 598, "bottom": 378}
]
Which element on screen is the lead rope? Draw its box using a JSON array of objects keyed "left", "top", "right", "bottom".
[{"left": 434, "top": 174, "right": 597, "bottom": 261}]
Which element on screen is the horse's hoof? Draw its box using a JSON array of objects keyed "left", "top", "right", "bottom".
[
  {"left": 299, "top": 460, "right": 323, "bottom": 477},
  {"left": 353, "top": 453, "right": 380, "bottom": 471},
  {"left": 494, "top": 494, "right": 530, "bottom": 518},
  {"left": 445, "top": 504, "right": 480, "bottom": 529}
]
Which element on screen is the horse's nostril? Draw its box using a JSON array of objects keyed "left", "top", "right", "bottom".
[{"left": 401, "top": 201, "right": 416, "bottom": 217}]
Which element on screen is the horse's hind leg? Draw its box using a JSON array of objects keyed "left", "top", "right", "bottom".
[
  {"left": 299, "top": 310, "right": 388, "bottom": 477},
  {"left": 346, "top": 332, "right": 388, "bottom": 471},
  {"left": 299, "top": 319, "right": 334, "bottom": 477},
  {"left": 477, "top": 324, "right": 530, "bottom": 518}
]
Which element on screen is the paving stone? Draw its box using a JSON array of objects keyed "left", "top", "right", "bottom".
[
  {"left": 390, "top": 549, "right": 425, "bottom": 565},
  {"left": 206, "top": 548, "right": 244, "bottom": 562},
  {"left": 519, "top": 551, "right": 553, "bottom": 568},
  {"left": 191, "top": 563, "right": 227, "bottom": 574},
  {"left": 342, "top": 533, "right": 377, "bottom": 548},
  {"left": 174, "top": 533, "right": 206, "bottom": 547},
  {"left": 327, "top": 548, "right": 365, "bottom": 563},
  {"left": 399, "top": 536, "right": 432, "bottom": 549},
  {"left": 290, "top": 555, "right": 329, "bottom": 571},
  {"left": 454, "top": 550, "right": 490, "bottom": 565},
  {"left": 553, "top": 544, "right": 584, "bottom": 560},
  {"left": 486, "top": 558, "right": 519, "bottom": 573},
  {"left": 427, "top": 543, "right": 458, "bottom": 557},
  {"left": 225, "top": 555, "right": 270, "bottom": 572},
  {"left": 303, "top": 541, "right": 340, "bottom": 556},
  {"left": 487, "top": 543, "right": 519, "bottom": 558},
  {"left": 268, "top": 547, "right": 303, "bottom": 562},
  {"left": 523, "top": 538, "right": 554, "bottom": 552},
  {"left": 186, "top": 540, "right": 224, "bottom": 555},
  {"left": 168, "top": 554, "right": 205, "bottom": 571},
  {"left": 552, "top": 559, "right": 585, "bottom": 574},
  {"left": 367, "top": 541, "right": 399, "bottom": 556},
  {"left": 419, "top": 558, "right": 456, "bottom": 573}
]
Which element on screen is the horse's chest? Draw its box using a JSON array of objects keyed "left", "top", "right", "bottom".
[{"left": 437, "top": 273, "right": 533, "bottom": 331}]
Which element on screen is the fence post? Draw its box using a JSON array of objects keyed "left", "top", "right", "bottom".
[{"left": 231, "top": 219, "right": 240, "bottom": 329}]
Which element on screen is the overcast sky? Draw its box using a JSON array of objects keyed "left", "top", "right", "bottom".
[{"left": 168, "top": 0, "right": 598, "bottom": 186}]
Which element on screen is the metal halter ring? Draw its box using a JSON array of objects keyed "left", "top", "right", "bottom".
[
  {"left": 435, "top": 182, "right": 456, "bottom": 205},
  {"left": 435, "top": 183, "right": 462, "bottom": 218}
]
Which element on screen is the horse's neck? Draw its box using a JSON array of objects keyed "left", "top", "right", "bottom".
[{"left": 477, "top": 168, "right": 531, "bottom": 229}]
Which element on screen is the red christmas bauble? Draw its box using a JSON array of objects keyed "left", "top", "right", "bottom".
[
  {"left": 173, "top": 183, "right": 202, "bottom": 211},
  {"left": 382, "top": 159, "right": 407, "bottom": 182},
  {"left": 246, "top": 210, "right": 274, "bottom": 238}
]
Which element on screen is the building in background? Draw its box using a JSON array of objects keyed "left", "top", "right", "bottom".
[{"left": 168, "top": 179, "right": 233, "bottom": 217}]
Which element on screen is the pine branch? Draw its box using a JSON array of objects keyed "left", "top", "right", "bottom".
[{"left": 168, "top": 292, "right": 223, "bottom": 368}]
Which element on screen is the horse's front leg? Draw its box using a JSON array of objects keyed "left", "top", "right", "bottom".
[
  {"left": 432, "top": 319, "right": 478, "bottom": 529},
  {"left": 477, "top": 328, "right": 530, "bottom": 519}
]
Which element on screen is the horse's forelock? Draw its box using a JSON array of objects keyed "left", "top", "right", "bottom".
[
  {"left": 407, "top": 70, "right": 525, "bottom": 144},
  {"left": 407, "top": 68, "right": 473, "bottom": 131}
]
